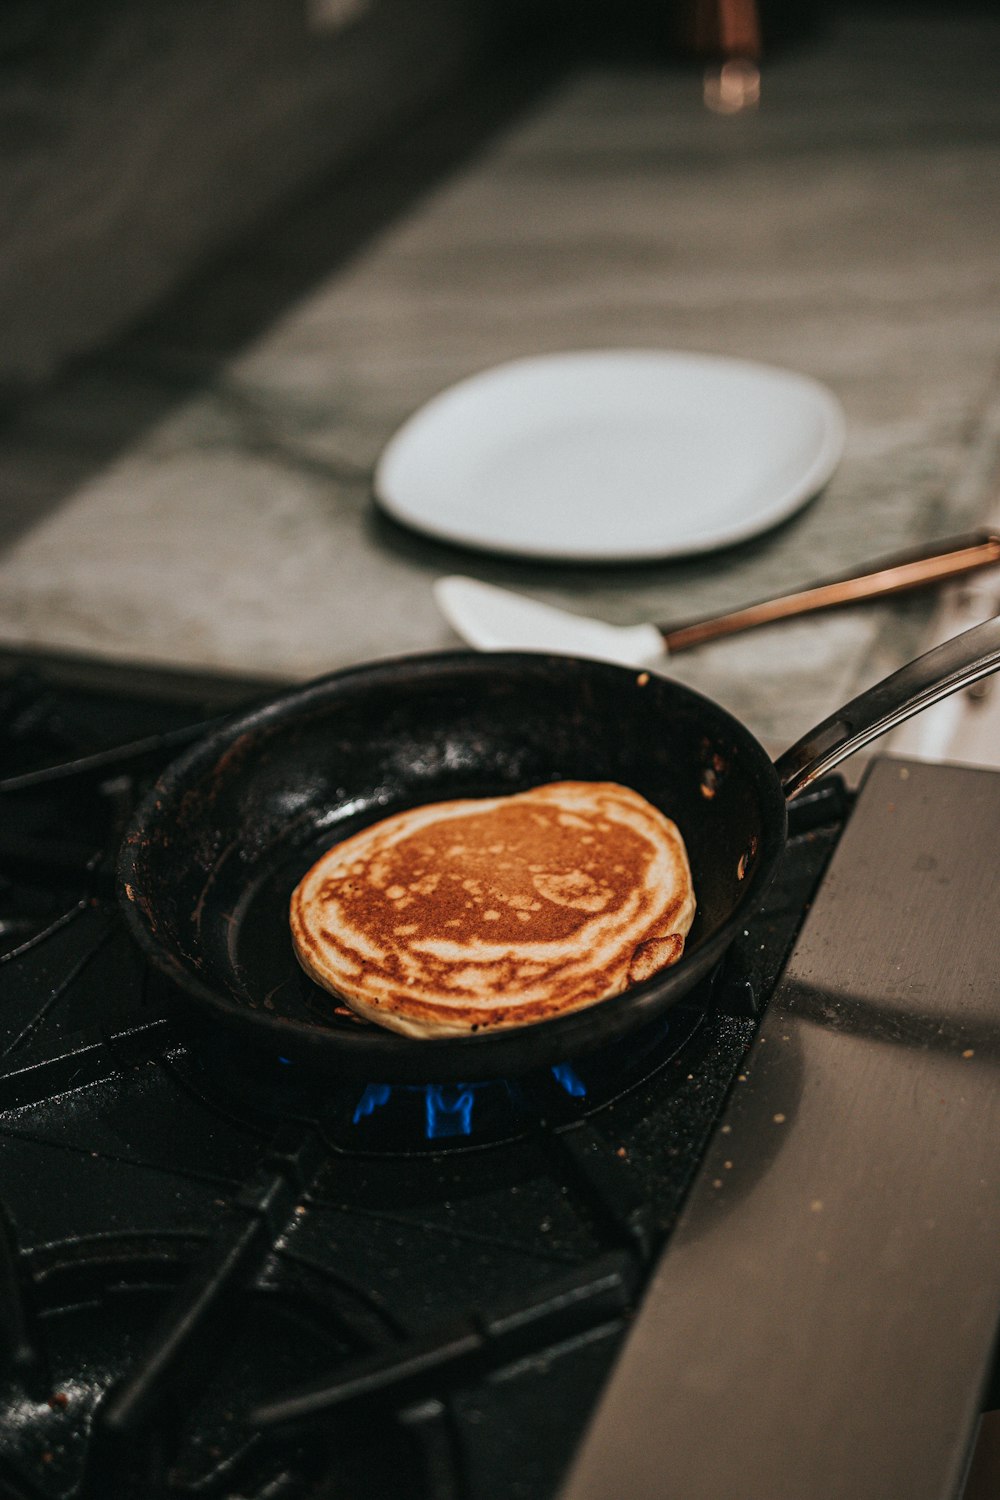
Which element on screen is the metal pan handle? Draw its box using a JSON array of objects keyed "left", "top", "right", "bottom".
[{"left": 774, "top": 613, "right": 1000, "bottom": 800}]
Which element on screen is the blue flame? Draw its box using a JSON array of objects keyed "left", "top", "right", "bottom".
[
  {"left": 350, "top": 1062, "right": 589, "bottom": 1141},
  {"left": 350, "top": 1081, "right": 478, "bottom": 1137},
  {"left": 551, "top": 1063, "right": 587, "bottom": 1097},
  {"left": 352, "top": 1082, "right": 393, "bottom": 1123},
  {"left": 425, "top": 1084, "right": 476, "bottom": 1139}
]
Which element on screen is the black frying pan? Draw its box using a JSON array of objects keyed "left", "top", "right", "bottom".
[{"left": 118, "top": 617, "right": 1000, "bottom": 1082}]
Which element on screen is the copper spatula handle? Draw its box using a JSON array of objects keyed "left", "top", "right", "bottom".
[{"left": 661, "top": 530, "right": 1000, "bottom": 652}]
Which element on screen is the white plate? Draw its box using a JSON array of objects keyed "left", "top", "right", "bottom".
[{"left": 373, "top": 350, "right": 845, "bottom": 562}]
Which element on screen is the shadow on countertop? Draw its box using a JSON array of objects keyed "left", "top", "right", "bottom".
[{"left": 0, "top": 42, "right": 566, "bottom": 557}]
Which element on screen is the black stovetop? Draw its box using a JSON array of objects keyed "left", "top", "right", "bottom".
[{"left": 0, "top": 652, "right": 847, "bottom": 1500}]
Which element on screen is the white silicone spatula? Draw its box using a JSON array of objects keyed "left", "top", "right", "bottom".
[{"left": 434, "top": 531, "right": 1000, "bottom": 669}]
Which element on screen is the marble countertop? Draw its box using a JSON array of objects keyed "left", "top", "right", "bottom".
[{"left": 2, "top": 11, "right": 1000, "bottom": 754}]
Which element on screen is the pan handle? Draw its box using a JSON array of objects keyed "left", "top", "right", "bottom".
[{"left": 774, "top": 613, "right": 1000, "bottom": 800}]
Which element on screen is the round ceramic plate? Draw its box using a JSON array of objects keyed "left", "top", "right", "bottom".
[{"left": 373, "top": 350, "right": 845, "bottom": 562}]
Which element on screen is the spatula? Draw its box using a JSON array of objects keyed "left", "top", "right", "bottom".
[{"left": 434, "top": 531, "right": 1000, "bottom": 668}]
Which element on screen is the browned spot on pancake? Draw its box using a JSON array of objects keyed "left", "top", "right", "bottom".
[{"left": 325, "top": 803, "right": 653, "bottom": 946}]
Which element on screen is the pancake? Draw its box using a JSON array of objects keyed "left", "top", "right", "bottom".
[{"left": 289, "top": 781, "right": 695, "bottom": 1039}]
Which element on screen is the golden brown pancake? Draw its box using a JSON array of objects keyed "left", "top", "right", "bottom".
[{"left": 289, "top": 781, "right": 695, "bottom": 1038}]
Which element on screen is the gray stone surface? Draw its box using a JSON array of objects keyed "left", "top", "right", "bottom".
[
  {"left": 0, "top": 0, "right": 505, "bottom": 390},
  {"left": 1, "top": 11, "right": 999, "bottom": 756}
]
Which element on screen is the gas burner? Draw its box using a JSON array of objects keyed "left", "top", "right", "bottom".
[
  {"left": 341, "top": 1006, "right": 707, "bottom": 1150},
  {"left": 162, "top": 985, "right": 708, "bottom": 1153}
]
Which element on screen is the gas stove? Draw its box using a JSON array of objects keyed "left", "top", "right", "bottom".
[{"left": 0, "top": 649, "right": 995, "bottom": 1500}]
